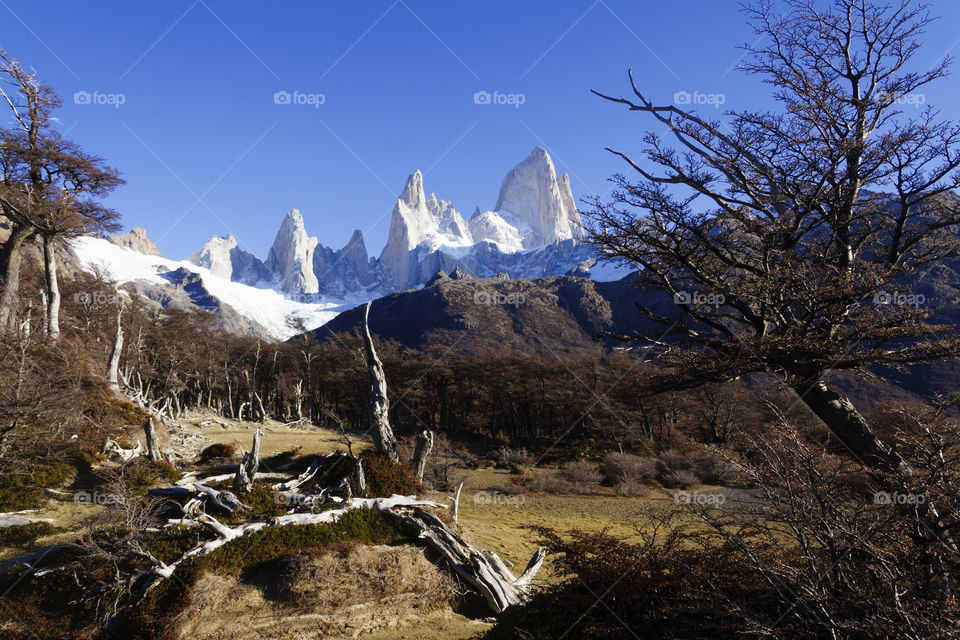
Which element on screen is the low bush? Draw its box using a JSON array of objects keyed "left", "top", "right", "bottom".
[
  {"left": 659, "top": 468, "right": 699, "bottom": 488},
  {"left": 0, "top": 522, "right": 62, "bottom": 547},
  {"left": 494, "top": 446, "right": 534, "bottom": 471},
  {"left": 559, "top": 459, "right": 602, "bottom": 493},
  {"left": 601, "top": 452, "right": 658, "bottom": 495},
  {"left": 101, "top": 458, "right": 180, "bottom": 495},
  {"left": 209, "top": 507, "right": 412, "bottom": 576},
  {"left": 198, "top": 442, "right": 238, "bottom": 463},
  {"left": 0, "top": 462, "right": 73, "bottom": 510},
  {"left": 600, "top": 453, "right": 658, "bottom": 484},
  {"left": 360, "top": 453, "right": 422, "bottom": 497}
]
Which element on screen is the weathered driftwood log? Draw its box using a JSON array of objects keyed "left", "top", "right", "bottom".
[
  {"left": 394, "top": 506, "right": 545, "bottom": 613},
  {"left": 412, "top": 429, "right": 434, "bottom": 482},
  {"left": 178, "top": 471, "right": 287, "bottom": 487},
  {"left": 150, "top": 483, "right": 249, "bottom": 516},
  {"left": 233, "top": 428, "right": 261, "bottom": 493},
  {"left": 271, "top": 456, "right": 326, "bottom": 493},
  {"left": 102, "top": 438, "right": 142, "bottom": 462},
  {"left": 362, "top": 301, "right": 398, "bottom": 462}
]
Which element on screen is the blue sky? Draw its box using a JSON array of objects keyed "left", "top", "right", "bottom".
[{"left": 3, "top": 1, "right": 959, "bottom": 260}]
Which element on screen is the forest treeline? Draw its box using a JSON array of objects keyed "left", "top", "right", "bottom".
[{"left": 0, "top": 264, "right": 783, "bottom": 475}]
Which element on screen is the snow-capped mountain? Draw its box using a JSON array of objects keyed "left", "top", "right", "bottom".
[
  {"left": 379, "top": 146, "right": 590, "bottom": 288},
  {"left": 67, "top": 147, "right": 631, "bottom": 339}
]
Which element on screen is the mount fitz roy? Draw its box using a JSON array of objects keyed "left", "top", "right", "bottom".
[
  {"left": 187, "top": 146, "right": 602, "bottom": 300},
  {"left": 68, "top": 147, "right": 626, "bottom": 339}
]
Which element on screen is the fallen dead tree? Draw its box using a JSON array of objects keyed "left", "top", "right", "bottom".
[
  {"left": 141, "top": 482, "right": 544, "bottom": 614},
  {"left": 135, "top": 428, "right": 543, "bottom": 616},
  {"left": 102, "top": 438, "right": 142, "bottom": 462},
  {"left": 395, "top": 507, "right": 546, "bottom": 613}
]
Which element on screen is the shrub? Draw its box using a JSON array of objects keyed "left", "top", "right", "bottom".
[
  {"left": 0, "top": 522, "right": 61, "bottom": 547},
  {"left": 659, "top": 469, "right": 699, "bottom": 489},
  {"left": 221, "top": 482, "right": 289, "bottom": 524},
  {"left": 0, "top": 463, "right": 73, "bottom": 510},
  {"left": 689, "top": 449, "right": 738, "bottom": 485},
  {"left": 559, "top": 459, "right": 602, "bottom": 493},
  {"left": 198, "top": 442, "right": 238, "bottom": 463},
  {"left": 612, "top": 477, "right": 651, "bottom": 497},
  {"left": 103, "top": 458, "right": 180, "bottom": 495},
  {"left": 600, "top": 453, "right": 658, "bottom": 485},
  {"left": 208, "top": 508, "right": 412, "bottom": 576},
  {"left": 656, "top": 449, "right": 704, "bottom": 487},
  {"left": 494, "top": 446, "right": 533, "bottom": 471},
  {"left": 360, "top": 453, "right": 421, "bottom": 497},
  {"left": 509, "top": 471, "right": 573, "bottom": 494}
]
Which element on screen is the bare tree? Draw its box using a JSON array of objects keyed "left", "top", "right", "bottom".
[
  {"left": 587, "top": 0, "right": 960, "bottom": 472},
  {"left": 0, "top": 49, "right": 123, "bottom": 337}
]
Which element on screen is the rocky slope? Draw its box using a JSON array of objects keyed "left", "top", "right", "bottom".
[{"left": 308, "top": 272, "right": 658, "bottom": 357}]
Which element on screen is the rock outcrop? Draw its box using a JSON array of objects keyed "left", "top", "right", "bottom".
[
  {"left": 188, "top": 233, "right": 270, "bottom": 285},
  {"left": 265, "top": 209, "right": 320, "bottom": 296},
  {"left": 109, "top": 227, "right": 163, "bottom": 256},
  {"left": 493, "top": 146, "right": 583, "bottom": 246}
]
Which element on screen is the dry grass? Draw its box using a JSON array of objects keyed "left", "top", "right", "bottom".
[
  {"left": 442, "top": 467, "right": 681, "bottom": 583},
  {"left": 175, "top": 545, "right": 461, "bottom": 640}
]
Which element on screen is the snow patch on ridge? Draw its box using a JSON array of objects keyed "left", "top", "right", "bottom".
[{"left": 70, "top": 236, "right": 352, "bottom": 340}]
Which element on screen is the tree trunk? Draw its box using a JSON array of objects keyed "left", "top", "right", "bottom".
[
  {"left": 106, "top": 305, "right": 123, "bottom": 393},
  {"left": 362, "top": 301, "right": 398, "bottom": 461},
  {"left": 793, "top": 378, "right": 908, "bottom": 473},
  {"left": 0, "top": 223, "right": 34, "bottom": 332},
  {"left": 233, "top": 428, "right": 261, "bottom": 493},
  {"left": 144, "top": 416, "right": 164, "bottom": 462},
  {"left": 41, "top": 234, "right": 60, "bottom": 340},
  {"left": 413, "top": 429, "right": 434, "bottom": 482}
]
